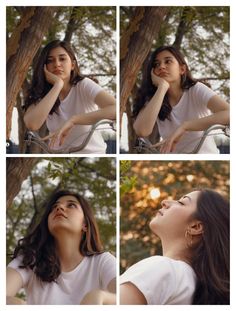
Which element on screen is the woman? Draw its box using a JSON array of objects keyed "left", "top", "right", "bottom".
[
  {"left": 6, "top": 190, "right": 116, "bottom": 304},
  {"left": 120, "top": 189, "right": 229, "bottom": 304},
  {"left": 24, "top": 40, "right": 116, "bottom": 154},
  {"left": 133, "top": 46, "right": 229, "bottom": 153}
]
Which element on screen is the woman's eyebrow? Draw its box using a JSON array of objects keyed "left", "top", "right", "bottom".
[
  {"left": 47, "top": 53, "right": 67, "bottom": 59},
  {"left": 155, "top": 56, "right": 173, "bottom": 62}
]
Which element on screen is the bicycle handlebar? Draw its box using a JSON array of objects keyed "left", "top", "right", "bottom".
[
  {"left": 25, "top": 119, "right": 116, "bottom": 154},
  {"left": 134, "top": 124, "right": 230, "bottom": 154}
]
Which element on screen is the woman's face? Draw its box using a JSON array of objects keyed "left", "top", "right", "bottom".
[
  {"left": 46, "top": 46, "right": 75, "bottom": 82},
  {"left": 48, "top": 195, "right": 85, "bottom": 237},
  {"left": 152, "top": 50, "right": 185, "bottom": 84},
  {"left": 149, "top": 191, "right": 200, "bottom": 238}
]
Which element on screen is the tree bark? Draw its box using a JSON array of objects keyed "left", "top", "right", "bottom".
[
  {"left": 64, "top": 7, "right": 79, "bottom": 43},
  {"left": 6, "top": 7, "right": 58, "bottom": 139},
  {"left": 6, "top": 158, "right": 40, "bottom": 209},
  {"left": 173, "top": 7, "right": 195, "bottom": 49},
  {"left": 120, "top": 7, "right": 169, "bottom": 127}
]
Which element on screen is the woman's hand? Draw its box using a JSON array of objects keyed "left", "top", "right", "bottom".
[
  {"left": 44, "top": 65, "right": 64, "bottom": 87},
  {"left": 6, "top": 296, "right": 26, "bottom": 305},
  {"left": 80, "top": 290, "right": 116, "bottom": 305},
  {"left": 152, "top": 124, "right": 186, "bottom": 153},
  {"left": 151, "top": 69, "right": 169, "bottom": 90},
  {"left": 42, "top": 117, "right": 75, "bottom": 148}
]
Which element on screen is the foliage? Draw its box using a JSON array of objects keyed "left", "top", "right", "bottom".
[
  {"left": 7, "top": 6, "right": 116, "bottom": 91},
  {"left": 7, "top": 157, "right": 116, "bottom": 264},
  {"left": 120, "top": 160, "right": 229, "bottom": 273},
  {"left": 120, "top": 160, "right": 137, "bottom": 198}
]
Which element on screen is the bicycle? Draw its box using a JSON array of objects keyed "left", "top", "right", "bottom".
[
  {"left": 24, "top": 119, "right": 116, "bottom": 154},
  {"left": 133, "top": 124, "right": 230, "bottom": 154}
]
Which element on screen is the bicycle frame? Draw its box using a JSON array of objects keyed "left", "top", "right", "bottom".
[
  {"left": 134, "top": 124, "right": 230, "bottom": 154},
  {"left": 25, "top": 119, "right": 116, "bottom": 154}
]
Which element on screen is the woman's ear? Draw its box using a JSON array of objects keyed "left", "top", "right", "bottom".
[
  {"left": 188, "top": 221, "right": 204, "bottom": 236},
  {"left": 71, "top": 60, "right": 76, "bottom": 71},
  {"left": 180, "top": 64, "right": 187, "bottom": 75}
]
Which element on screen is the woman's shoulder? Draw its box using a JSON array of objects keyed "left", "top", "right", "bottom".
[
  {"left": 187, "top": 81, "right": 216, "bottom": 96},
  {"left": 91, "top": 251, "right": 116, "bottom": 262}
]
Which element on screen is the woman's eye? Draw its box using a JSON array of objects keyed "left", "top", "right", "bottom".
[
  {"left": 46, "top": 59, "right": 52, "bottom": 64},
  {"left": 177, "top": 201, "right": 184, "bottom": 205},
  {"left": 68, "top": 203, "right": 76, "bottom": 208}
]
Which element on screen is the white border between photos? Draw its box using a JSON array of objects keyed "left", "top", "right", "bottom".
[{"left": 1, "top": 0, "right": 235, "bottom": 311}]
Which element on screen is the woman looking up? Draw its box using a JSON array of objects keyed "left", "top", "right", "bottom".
[{"left": 120, "top": 189, "right": 229, "bottom": 304}]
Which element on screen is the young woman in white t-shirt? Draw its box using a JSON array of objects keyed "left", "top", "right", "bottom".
[
  {"left": 133, "top": 46, "right": 229, "bottom": 153},
  {"left": 120, "top": 189, "right": 229, "bottom": 304},
  {"left": 24, "top": 40, "right": 116, "bottom": 154},
  {"left": 6, "top": 190, "right": 116, "bottom": 305}
]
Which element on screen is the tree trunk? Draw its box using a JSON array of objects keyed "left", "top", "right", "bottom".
[
  {"left": 120, "top": 7, "right": 169, "bottom": 127},
  {"left": 64, "top": 7, "right": 79, "bottom": 43},
  {"left": 173, "top": 7, "right": 195, "bottom": 49},
  {"left": 6, "top": 7, "right": 58, "bottom": 139},
  {"left": 6, "top": 158, "right": 40, "bottom": 209}
]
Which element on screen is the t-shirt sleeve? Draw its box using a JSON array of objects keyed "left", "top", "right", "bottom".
[
  {"left": 8, "top": 257, "right": 32, "bottom": 287},
  {"left": 120, "top": 256, "right": 175, "bottom": 305},
  {"left": 80, "top": 77, "right": 103, "bottom": 103},
  {"left": 99, "top": 252, "right": 116, "bottom": 290},
  {"left": 192, "top": 82, "right": 216, "bottom": 111}
]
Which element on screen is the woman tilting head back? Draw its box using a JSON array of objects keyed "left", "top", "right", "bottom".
[
  {"left": 7, "top": 190, "right": 116, "bottom": 304},
  {"left": 120, "top": 188, "right": 229, "bottom": 305}
]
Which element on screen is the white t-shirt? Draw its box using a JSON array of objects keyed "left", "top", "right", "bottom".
[
  {"left": 120, "top": 256, "right": 196, "bottom": 305},
  {"left": 156, "top": 82, "right": 219, "bottom": 153},
  {"left": 46, "top": 78, "right": 107, "bottom": 154},
  {"left": 8, "top": 252, "right": 116, "bottom": 305}
]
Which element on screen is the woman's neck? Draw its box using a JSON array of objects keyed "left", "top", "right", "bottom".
[
  {"left": 161, "top": 238, "right": 192, "bottom": 265},
  {"left": 55, "top": 233, "right": 84, "bottom": 272},
  {"left": 167, "top": 84, "right": 183, "bottom": 107},
  {"left": 59, "top": 81, "right": 72, "bottom": 101}
]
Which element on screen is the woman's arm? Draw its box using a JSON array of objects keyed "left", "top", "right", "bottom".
[
  {"left": 43, "top": 89, "right": 116, "bottom": 147},
  {"left": 133, "top": 71, "right": 169, "bottom": 137},
  {"left": 120, "top": 283, "right": 147, "bottom": 305},
  {"left": 80, "top": 278, "right": 116, "bottom": 305},
  {"left": 6, "top": 267, "right": 26, "bottom": 305},
  {"left": 158, "top": 94, "right": 229, "bottom": 153},
  {"left": 24, "top": 66, "right": 64, "bottom": 131}
]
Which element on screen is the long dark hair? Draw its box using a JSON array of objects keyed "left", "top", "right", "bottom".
[
  {"left": 25, "top": 40, "right": 84, "bottom": 114},
  {"left": 12, "top": 190, "right": 103, "bottom": 282},
  {"left": 133, "top": 46, "right": 196, "bottom": 121},
  {"left": 191, "top": 189, "right": 229, "bottom": 304}
]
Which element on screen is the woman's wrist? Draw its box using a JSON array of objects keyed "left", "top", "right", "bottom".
[
  {"left": 54, "top": 79, "right": 64, "bottom": 89},
  {"left": 181, "top": 121, "right": 190, "bottom": 131}
]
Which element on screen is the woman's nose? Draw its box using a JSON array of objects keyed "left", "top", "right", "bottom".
[
  {"left": 161, "top": 200, "right": 170, "bottom": 209},
  {"left": 54, "top": 59, "right": 61, "bottom": 67},
  {"left": 56, "top": 204, "right": 65, "bottom": 211}
]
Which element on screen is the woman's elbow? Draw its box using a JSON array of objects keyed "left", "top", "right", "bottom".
[
  {"left": 23, "top": 115, "right": 40, "bottom": 131},
  {"left": 133, "top": 122, "right": 151, "bottom": 137}
]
